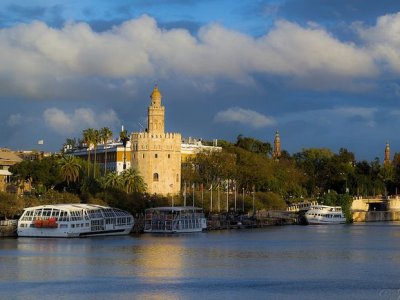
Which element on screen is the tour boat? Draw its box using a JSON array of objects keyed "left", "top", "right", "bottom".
[
  {"left": 17, "top": 204, "right": 134, "bottom": 237},
  {"left": 305, "top": 205, "right": 346, "bottom": 224},
  {"left": 144, "top": 206, "right": 207, "bottom": 233}
]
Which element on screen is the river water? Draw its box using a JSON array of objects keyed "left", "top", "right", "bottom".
[{"left": 1, "top": 223, "right": 400, "bottom": 299}]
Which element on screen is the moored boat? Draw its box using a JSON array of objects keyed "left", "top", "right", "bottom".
[
  {"left": 305, "top": 205, "right": 346, "bottom": 224},
  {"left": 144, "top": 206, "right": 207, "bottom": 233},
  {"left": 17, "top": 204, "right": 134, "bottom": 237}
]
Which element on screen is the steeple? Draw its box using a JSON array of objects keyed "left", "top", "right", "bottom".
[
  {"left": 384, "top": 141, "right": 391, "bottom": 165},
  {"left": 273, "top": 130, "right": 281, "bottom": 160},
  {"left": 148, "top": 85, "right": 165, "bottom": 134}
]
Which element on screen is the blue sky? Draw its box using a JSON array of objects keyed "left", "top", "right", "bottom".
[{"left": 1, "top": 0, "right": 400, "bottom": 161}]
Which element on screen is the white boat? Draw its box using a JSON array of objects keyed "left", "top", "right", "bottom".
[
  {"left": 17, "top": 204, "right": 134, "bottom": 237},
  {"left": 305, "top": 205, "right": 346, "bottom": 225},
  {"left": 144, "top": 206, "right": 207, "bottom": 233}
]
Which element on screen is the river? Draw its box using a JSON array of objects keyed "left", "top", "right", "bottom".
[{"left": 1, "top": 223, "right": 400, "bottom": 299}]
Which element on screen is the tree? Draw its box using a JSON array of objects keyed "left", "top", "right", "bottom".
[
  {"left": 58, "top": 155, "right": 81, "bottom": 187},
  {"left": 83, "top": 128, "right": 96, "bottom": 176},
  {"left": 119, "top": 129, "right": 130, "bottom": 170},
  {"left": 120, "top": 168, "right": 146, "bottom": 193},
  {"left": 100, "top": 127, "right": 113, "bottom": 175},
  {"left": 92, "top": 129, "right": 100, "bottom": 178},
  {"left": 102, "top": 171, "right": 122, "bottom": 190}
]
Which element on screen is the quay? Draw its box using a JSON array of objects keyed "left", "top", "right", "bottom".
[
  {"left": 351, "top": 196, "right": 400, "bottom": 222},
  {"left": 131, "top": 210, "right": 297, "bottom": 233},
  {"left": 0, "top": 220, "right": 17, "bottom": 237}
]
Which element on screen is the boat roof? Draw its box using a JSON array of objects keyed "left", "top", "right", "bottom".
[
  {"left": 146, "top": 206, "right": 203, "bottom": 212},
  {"left": 23, "top": 203, "right": 114, "bottom": 211}
]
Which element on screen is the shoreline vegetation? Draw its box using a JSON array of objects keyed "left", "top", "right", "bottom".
[{"left": 1, "top": 133, "right": 396, "bottom": 227}]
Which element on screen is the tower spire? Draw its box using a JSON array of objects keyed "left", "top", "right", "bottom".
[
  {"left": 384, "top": 141, "right": 391, "bottom": 165},
  {"left": 273, "top": 129, "right": 281, "bottom": 160}
]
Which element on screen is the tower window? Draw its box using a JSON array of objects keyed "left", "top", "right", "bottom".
[
  {"left": 168, "top": 154, "right": 170, "bottom": 159},
  {"left": 155, "top": 154, "right": 158, "bottom": 158},
  {"left": 142, "top": 154, "right": 145, "bottom": 159},
  {"left": 176, "top": 174, "right": 179, "bottom": 183},
  {"left": 153, "top": 173, "right": 159, "bottom": 182}
]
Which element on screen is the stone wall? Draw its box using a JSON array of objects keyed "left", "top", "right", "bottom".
[{"left": 352, "top": 211, "right": 400, "bottom": 222}]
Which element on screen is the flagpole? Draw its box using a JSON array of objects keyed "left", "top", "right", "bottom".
[
  {"left": 226, "top": 181, "right": 229, "bottom": 213},
  {"left": 192, "top": 183, "right": 195, "bottom": 207},
  {"left": 218, "top": 185, "right": 220, "bottom": 213},
  {"left": 184, "top": 181, "right": 187, "bottom": 207},
  {"left": 234, "top": 182, "right": 237, "bottom": 212},
  {"left": 242, "top": 187, "right": 245, "bottom": 212},
  {"left": 210, "top": 185, "right": 213, "bottom": 212},
  {"left": 201, "top": 184, "right": 204, "bottom": 209}
]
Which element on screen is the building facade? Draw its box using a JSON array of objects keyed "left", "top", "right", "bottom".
[
  {"left": 131, "top": 86, "right": 182, "bottom": 195},
  {"left": 69, "top": 141, "right": 131, "bottom": 174},
  {"left": 0, "top": 149, "right": 22, "bottom": 192}
]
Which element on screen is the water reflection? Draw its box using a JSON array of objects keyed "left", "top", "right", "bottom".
[{"left": 2, "top": 224, "right": 400, "bottom": 299}]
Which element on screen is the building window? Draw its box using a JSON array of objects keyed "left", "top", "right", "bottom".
[
  {"left": 176, "top": 174, "right": 179, "bottom": 182},
  {"left": 155, "top": 154, "right": 158, "bottom": 158},
  {"left": 133, "top": 154, "right": 135, "bottom": 159},
  {"left": 168, "top": 154, "right": 171, "bottom": 159},
  {"left": 142, "top": 154, "right": 145, "bottom": 158},
  {"left": 153, "top": 173, "right": 159, "bottom": 182}
]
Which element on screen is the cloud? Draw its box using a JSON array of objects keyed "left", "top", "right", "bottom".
[
  {"left": 7, "top": 113, "right": 23, "bottom": 126},
  {"left": 43, "top": 107, "right": 120, "bottom": 135},
  {"left": 281, "top": 105, "right": 377, "bottom": 128},
  {"left": 355, "top": 12, "right": 400, "bottom": 73},
  {"left": 214, "top": 107, "right": 275, "bottom": 128},
  {"left": 0, "top": 14, "right": 382, "bottom": 100}
]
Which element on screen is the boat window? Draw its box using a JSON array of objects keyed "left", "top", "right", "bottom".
[{"left": 153, "top": 173, "right": 159, "bottom": 182}]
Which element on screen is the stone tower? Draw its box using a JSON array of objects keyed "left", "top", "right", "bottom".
[
  {"left": 131, "top": 85, "right": 181, "bottom": 195},
  {"left": 273, "top": 130, "right": 281, "bottom": 160},
  {"left": 384, "top": 142, "right": 391, "bottom": 165}
]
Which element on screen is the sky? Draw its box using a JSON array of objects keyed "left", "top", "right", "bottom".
[{"left": 1, "top": 0, "right": 400, "bottom": 161}]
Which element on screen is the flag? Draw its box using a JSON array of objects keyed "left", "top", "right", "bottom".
[{"left": 38, "top": 140, "right": 44, "bottom": 145}]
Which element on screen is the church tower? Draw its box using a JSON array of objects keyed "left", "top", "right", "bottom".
[
  {"left": 384, "top": 142, "right": 391, "bottom": 165},
  {"left": 148, "top": 85, "right": 165, "bottom": 134},
  {"left": 273, "top": 130, "right": 281, "bottom": 160},
  {"left": 131, "top": 85, "right": 181, "bottom": 195}
]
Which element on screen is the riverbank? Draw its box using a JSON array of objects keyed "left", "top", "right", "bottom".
[{"left": 0, "top": 220, "right": 17, "bottom": 237}]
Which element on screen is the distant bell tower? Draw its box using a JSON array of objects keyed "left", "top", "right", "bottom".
[
  {"left": 148, "top": 85, "right": 165, "bottom": 134},
  {"left": 273, "top": 130, "right": 281, "bottom": 160},
  {"left": 384, "top": 142, "right": 391, "bottom": 165}
]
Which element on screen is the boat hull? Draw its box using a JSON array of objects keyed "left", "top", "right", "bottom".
[{"left": 17, "top": 226, "right": 133, "bottom": 238}]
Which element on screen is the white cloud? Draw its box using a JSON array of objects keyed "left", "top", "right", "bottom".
[
  {"left": 355, "top": 12, "right": 400, "bottom": 73},
  {"left": 7, "top": 113, "right": 23, "bottom": 126},
  {"left": 43, "top": 107, "right": 120, "bottom": 135},
  {"left": 281, "top": 106, "right": 377, "bottom": 128},
  {"left": 214, "top": 107, "right": 275, "bottom": 128},
  {"left": 0, "top": 15, "right": 381, "bottom": 99}
]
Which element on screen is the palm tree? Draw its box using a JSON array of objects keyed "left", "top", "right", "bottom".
[
  {"left": 121, "top": 168, "right": 146, "bottom": 193},
  {"left": 92, "top": 129, "right": 100, "bottom": 178},
  {"left": 100, "top": 127, "right": 113, "bottom": 175},
  {"left": 59, "top": 155, "right": 81, "bottom": 187},
  {"left": 119, "top": 129, "right": 130, "bottom": 170},
  {"left": 83, "top": 128, "right": 95, "bottom": 176},
  {"left": 102, "top": 171, "right": 122, "bottom": 190}
]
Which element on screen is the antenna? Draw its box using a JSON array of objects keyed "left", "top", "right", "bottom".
[{"left": 138, "top": 122, "right": 145, "bottom": 132}]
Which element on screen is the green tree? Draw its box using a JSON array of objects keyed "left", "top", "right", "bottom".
[
  {"left": 83, "top": 128, "right": 96, "bottom": 176},
  {"left": 58, "top": 155, "right": 81, "bottom": 187},
  {"left": 119, "top": 129, "right": 130, "bottom": 170},
  {"left": 102, "top": 171, "right": 122, "bottom": 190},
  {"left": 120, "top": 168, "right": 146, "bottom": 193},
  {"left": 100, "top": 127, "right": 113, "bottom": 175}
]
